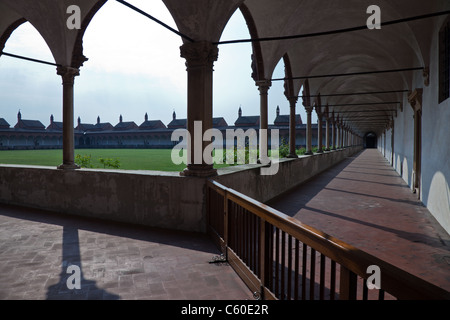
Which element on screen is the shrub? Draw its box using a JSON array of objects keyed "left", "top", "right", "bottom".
[
  {"left": 98, "top": 157, "right": 121, "bottom": 169},
  {"left": 278, "top": 138, "right": 290, "bottom": 158},
  {"left": 75, "top": 154, "right": 93, "bottom": 168}
]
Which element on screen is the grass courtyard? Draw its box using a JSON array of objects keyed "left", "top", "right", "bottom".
[
  {"left": 0, "top": 144, "right": 316, "bottom": 171},
  {"left": 0, "top": 149, "right": 194, "bottom": 171}
]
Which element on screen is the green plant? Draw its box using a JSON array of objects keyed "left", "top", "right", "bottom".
[
  {"left": 222, "top": 144, "right": 259, "bottom": 165},
  {"left": 75, "top": 154, "right": 93, "bottom": 168},
  {"left": 98, "top": 157, "right": 121, "bottom": 169},
  {"left": 278, "top": 138, "right": 290, "bottom": 158},
  {"left": 296, "top": 147, "right": 306, "bottom": 155}
]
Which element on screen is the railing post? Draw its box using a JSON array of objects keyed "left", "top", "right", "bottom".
[
  {"left": 223, "top": 189, "right": 229, "bottom": 260},
  {"left": 259, "top": 218, "right": 266, "bottom": 299},
  {"left": 339, "top": 266, "right": 357, "bottom": 300}
]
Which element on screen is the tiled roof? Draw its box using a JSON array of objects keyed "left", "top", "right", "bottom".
[
  {"left": 167, "top": 119, "right": 186, "bottom": 128},
  {"left": 114, "top": 121, "right": 138, "bottom": 130},
  {"left": 15, "top": 119, "right": 45, "bottom": 130},
  {"left": 234, "top": 116, "right": 260, "bottom": 126},
  {"left": 0, "top": 118, "right": 10, "bottom": 128},
  {"left": 274, "top": 114, "right": 302, "bottom": 125},
  {"left": 139, "top": 120, "right": 166, "bottom": 130}
]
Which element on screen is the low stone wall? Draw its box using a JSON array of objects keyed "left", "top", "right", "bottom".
[
  {"left": 0, "top": 146, "right": 362, "bottom": 233},
  {"left": 0, "top": 166, "right": 206, "bottom": 232},
  {"left": 214, "top": 146, "right": 363, "bottom": 203}
]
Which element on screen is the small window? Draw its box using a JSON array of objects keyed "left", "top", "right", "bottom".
[{"left": 439, "top": 17, "right": 450, "bottom": 103}]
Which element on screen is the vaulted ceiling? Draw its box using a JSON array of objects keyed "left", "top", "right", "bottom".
[{"left": 1, "top": 0, "right": 448, "bottom": 136}]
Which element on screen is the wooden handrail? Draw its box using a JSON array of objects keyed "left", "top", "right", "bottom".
[{"left": 206, "top": 179, "right": 450, "bottom": 300}]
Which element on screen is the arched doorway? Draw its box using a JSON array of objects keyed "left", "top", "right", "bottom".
[{"left": 364, "top": 132, "right": 377, "bottom": 148}]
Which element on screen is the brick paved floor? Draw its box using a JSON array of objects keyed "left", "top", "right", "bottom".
[
  {"left": 0, "top": 205, "right": 252, "bottom": 300},
  {"left": 268, "top": 149, "right": 450, "bottom": 292}
]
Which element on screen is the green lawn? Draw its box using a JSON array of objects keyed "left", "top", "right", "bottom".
[{"left": 0, "top": 149, "right": 229, "bottom": 172}]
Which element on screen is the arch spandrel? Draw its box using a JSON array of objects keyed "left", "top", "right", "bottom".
[
  {"left": 0, "top": 2, "right": 26, "bottom": 52},
  {"left": 0, "top": 0, "right": 106, "bottom": 67},
  {"left": 162, "top": 0, "right": 244, "bottom": 43}
]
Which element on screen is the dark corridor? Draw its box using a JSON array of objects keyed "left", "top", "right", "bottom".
[{"left": 365, "top": 132, "right": 377, "bottom": 148}]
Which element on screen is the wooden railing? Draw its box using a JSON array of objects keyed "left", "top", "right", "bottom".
[{"left": 206, "top": 180, "right": 450, "bottom": 300}]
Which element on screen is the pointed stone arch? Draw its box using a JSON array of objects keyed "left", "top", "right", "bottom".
[
  {"left": 0, "top": 17, "right": 26, "bottom": 53},
  {"left": 70, "top": 0, "right": 108, "bottom": 68},
  {"left": 239, "top": 3, "right": 265, "bottom": 82}
]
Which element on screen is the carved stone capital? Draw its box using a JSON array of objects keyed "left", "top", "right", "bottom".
[
  {"left": 315, "top": 103, "right": 322, "bottom": 116},
  {"left": 256, "top": 79, "right": 272, "bottom": 94},
  {"left": 180, "top": 41, "right": 218, "bottom": 70},
  {"left": 408, "top": 88, "right": 423, "bottom": 112},
  {"left": 288, "top": 96, "right": 298, "bottom": 107},
  {"left": 302, "top": 79, "right": 311, "bottom": 107},
  {"left": 57, "top": 66, "right": 80, "bottom": 85}
]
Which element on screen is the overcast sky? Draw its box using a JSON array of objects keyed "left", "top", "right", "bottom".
[{"left": 0, "top": 0, "right": 313, "bottom": 129}]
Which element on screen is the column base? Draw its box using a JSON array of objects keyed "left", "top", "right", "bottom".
[
  {"left": 180, "top": 165, "right": 217, "bottom": 178},
  {"left": 304, "top": 151, "right": 313, "bottom": 155},
  {"left": 287, "top": 153, "right": 298, "bottom": 159},
  {"left": 257, "top": 158, "right": 272, "bottom": 166},
  {"left": 316, "top": 149, "right": 324, "bottom": 154},
  {"left": 57, "top": 163, "right": 80, "bottom": 170}
]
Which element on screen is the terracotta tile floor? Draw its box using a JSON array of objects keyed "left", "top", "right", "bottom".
[
  {"left": 1, "top": 148, "right": 448, "bottom": 300},
  {"left": 268, "top": 149, "right": 450, "bottom": 292},
  {"left": 0, "top": 205, "right": 252, "bottom": 300}
]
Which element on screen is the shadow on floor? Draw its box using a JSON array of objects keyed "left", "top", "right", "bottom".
[
  {"left": 45, "top": 225, "right": 120, "bottom": 300},
  {"left": 267, "top": 152, "right": 359, "bottom": 209}
]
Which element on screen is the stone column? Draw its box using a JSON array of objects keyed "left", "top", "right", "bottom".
[
  {"left": 57, "top": 66, "right": 80, "bottom": 170},
  {"left": 325, "top": 105, "right": 330, "bottom": 151},
  {"left": 315, "top": 105, "right": 323, "bottom": 153},
  {"left": 344, "top": 125, "right": 348, "bottom": 147},
  {"left": 391, "top": 119, "right": 395, "bottom": 165},
  {"left": 331, "top": 111, "right": 336, "bottom": 150},
  {"left": 256, "top": 79, "right": 271, "bottom": 162},
  {"left": 335, "top": 115, "right": 340, "bottom": 149},
  {"left": 180, "top": 41, "right": 218, "bottom": 177},
  {"left": 287, "top": 96, "right": 298, "bottom": 158},
  {"left": 305, "top": 106, "right": 313, "bottom": 155}
]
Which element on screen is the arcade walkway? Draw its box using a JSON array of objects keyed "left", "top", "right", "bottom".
[
  {"left": 268, "top": 149, "right": 450, "bottom": 292},
  {"left": 0, "top": 149, "right": 449, "bottom": 299}
]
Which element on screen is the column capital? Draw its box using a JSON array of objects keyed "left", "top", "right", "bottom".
[
  {"left": 288, "top": 96, "right": 298, "bottom": 106},
  {"left": 56, "top": 66, "right": 80, "bottom": 85},
  {"left": 180, "top": 41, "right": 218, "bottom": 70},
  {"left": 314, "top": 103, "right": 322, "bottom": 116},
  {"left": 408, "top": 88, "right": 423, "bottom": 112},
  {"left": 256, "top": 79, "right": 272, "bottom": 94}
]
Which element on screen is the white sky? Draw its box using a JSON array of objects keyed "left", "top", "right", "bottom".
[{"left": 0, "top": 0, "right": 313, "bottom": 128}]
